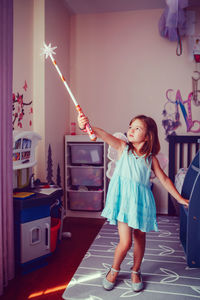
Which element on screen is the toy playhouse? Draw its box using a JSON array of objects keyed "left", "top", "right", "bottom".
[{"left": 13, "top": 131, "right": 63, "bottom": 273}]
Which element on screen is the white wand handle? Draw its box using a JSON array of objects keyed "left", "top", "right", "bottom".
[{"left": 49, "top": 53, "right": 78, "bottom": 106}]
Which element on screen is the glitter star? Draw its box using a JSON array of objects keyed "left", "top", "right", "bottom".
[{"left": 41, "top": 43, "right": 57, "bottom": 59}]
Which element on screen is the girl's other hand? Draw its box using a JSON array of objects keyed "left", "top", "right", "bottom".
[
  {"left": 78, "top": 113, "right": 89, "bottom": 130},
  {"left": 178, "top": 197, "right": 189, "bottom": 208}
]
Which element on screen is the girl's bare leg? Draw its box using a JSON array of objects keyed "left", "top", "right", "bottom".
[
  {"left": 107, "top": 222, "right": 132, "bottom": 283},
  {"left": 132, "top": 229, "right": 146, "bottom": 283}
]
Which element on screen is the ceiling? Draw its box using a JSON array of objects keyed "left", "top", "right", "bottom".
[
  {"left": 64, "top": 0, "right": 166, "bottom": 14},
  {"left": 64, "top": 0, "right": 200, "bottom": 14}
]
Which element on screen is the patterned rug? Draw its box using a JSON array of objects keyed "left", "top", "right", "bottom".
[{"left": 62, "top": 215, "right": 200, "bottom": 300}]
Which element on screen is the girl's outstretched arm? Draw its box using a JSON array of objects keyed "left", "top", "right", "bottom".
[
  {"left": 77, "top": 113, "right": 126, "bottom": 152},
  {"left": 152, "top": 156, "right": 189, "bottom": 207}
]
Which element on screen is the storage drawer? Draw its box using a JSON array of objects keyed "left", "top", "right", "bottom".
[
  {"left": 70, "top": 166, "right": 103, "bottom": 187},
  {"left": 69, "top": 143, "right": 103, "bottom": 165},
  {"left": 68, "top": 189, "right": 103, "bottom": 211}
]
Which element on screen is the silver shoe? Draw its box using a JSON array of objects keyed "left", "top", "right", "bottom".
[
  {"left": 102, "top": 267, "right": 120, "bottom": 290},
  {"left": 131, "top": 270, "right": 143, "bottom": 292}
]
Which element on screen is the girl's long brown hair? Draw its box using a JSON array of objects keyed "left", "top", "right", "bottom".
[{"left": 128, "top": 115, "right": 160, "bottom": 160}]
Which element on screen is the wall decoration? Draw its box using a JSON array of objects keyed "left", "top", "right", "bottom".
[
  {"left": 12, "top": 80, "right": 33, "bottom": 130},
  {"left": 23, "top": 80, "right": 28, "bottom": 91},
  {"left": 191, "top": 36, "right": 200, "bottom": 63},
  {"left": 192, "top": 71, "right": 200, "bottom": 106},
  {"left": 162, "top": 88, "right": 200, "bottom": 137}
]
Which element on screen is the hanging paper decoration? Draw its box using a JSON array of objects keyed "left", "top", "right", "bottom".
[
  {"left": 159, "top": 0, "right": 188, "bottom": 41},
  {"left": 158, "top": 0, "right": 189, "bottom": 55}
]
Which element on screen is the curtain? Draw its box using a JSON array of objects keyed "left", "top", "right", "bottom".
[{"left": 0, "top": 0, "right": 15, "bottom": 295}]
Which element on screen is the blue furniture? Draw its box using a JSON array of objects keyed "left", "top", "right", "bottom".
[
  {"left": 168, "top": 135, "right": 200, "bottom": 268},
  {"left": 180, "top": 150, "right": 200, "bottom": 268}
]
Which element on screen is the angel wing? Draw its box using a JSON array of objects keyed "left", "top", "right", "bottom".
[
  {"left": 106, "top": 132, "right": 168, "bottom": 180},
  {"left": 106, "top": 132, "right": 128, "bottom": 179},
  {"left": 150, "top": 152, "right": 168, "bottom": 179}
]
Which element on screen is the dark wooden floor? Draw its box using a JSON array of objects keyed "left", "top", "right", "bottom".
[{"left": 0, "top": 217, "right": 104, "bottom": 300}]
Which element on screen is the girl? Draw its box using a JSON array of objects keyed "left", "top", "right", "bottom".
[{"left": 78, "top": 114, "right": 189, "bottom": 293}]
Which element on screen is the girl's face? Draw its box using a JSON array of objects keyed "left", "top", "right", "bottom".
[{"left": 127, "top": 119, "right": 147, "bottom": 144}]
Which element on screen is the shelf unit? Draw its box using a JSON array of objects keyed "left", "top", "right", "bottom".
[{"left": 65, "top": 135, "right": 107, "bottom": 218}]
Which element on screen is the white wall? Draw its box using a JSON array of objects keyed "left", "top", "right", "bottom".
[
  {"left": 69, "top": 9, "right": 200, "bottom": 213},
  {"left": 44, "top": 0, "right": 71, "bottom": 185}
]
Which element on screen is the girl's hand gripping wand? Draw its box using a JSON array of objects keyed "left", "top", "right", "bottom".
[
  {"left": 41, "top": 43, "right": 97, "bottom": 141},
  {"left": 75, "top": 105, "right": 96, "bottom": 141}
]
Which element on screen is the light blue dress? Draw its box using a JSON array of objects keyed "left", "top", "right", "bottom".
[{"left": 101, "top": 146, "right": 158, "bottom": 232}]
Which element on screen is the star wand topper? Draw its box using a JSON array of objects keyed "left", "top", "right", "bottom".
[
  {"left": 41, "top": 42, "right": 96, "bottom": 141},
  {"left": 41, "top": 42, "right": 57, "bottom": 59}
]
